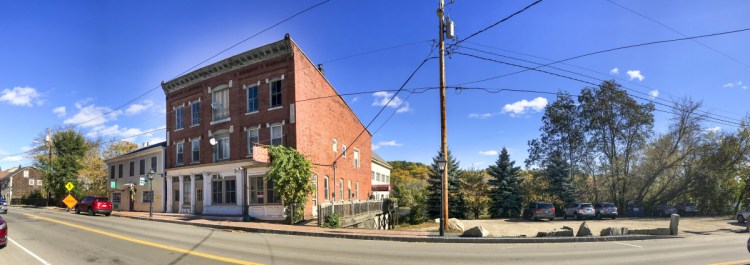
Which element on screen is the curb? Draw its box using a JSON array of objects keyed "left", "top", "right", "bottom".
[{"left": 112, "top": 213, "right": 680, "bottom": 243}]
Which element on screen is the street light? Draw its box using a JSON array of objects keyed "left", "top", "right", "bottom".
[
  {"left": 436, "top": 155, "right": 447, "bottom": 236},
  {"left": 147, "top": 168, "right": 156, "bottom": 218}
]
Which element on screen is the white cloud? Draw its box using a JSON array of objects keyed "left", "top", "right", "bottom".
[
  {"left": 649, "top": 90, "right": 659, "bottom": 98},
  {"left": 707, "top": 126, "right": 721, "bottom": 133},
  {"left": 610, "top": 68, "right": 619, "bottom": 75},
  {"left": 372, "top": 140, "right": 403, "bottom": 150},
  {"left": 468, "top": 113, "right": 494, "bottom": 119},
  {"left": 125, "top": 100, "right": 154, "bottom": 115},
  {"left": 351, "top": 97, "right": 359, "bottom": 103},
  {"left": 372, "top": 144, "right": 380, "bottom": 150},
  {"left": 471, "top": 162, "right": 484, "bottom": 168},
  {"left": 502, "top": 97, "right": 548, "bottom": 117},
  {"left": 64, "top": 103, "right": 123, "bottom": 128},
  {"left": 75, "top": 98, "right": 93, "bottom": 109},
  {"left": 626, "top": 70, "right": 644, "bottom": 81},
  {"left": 724, "top": 81, "right": 745, "bottom": 89},
  {"left": 479, "top": 150, "right": 498, "bottom": 156},
  {"left": 372, "top": 91, "right": 411, "bottom": 113},
  {"left": 723, "top": 83, "right": 734, "bottom": 88},
  {"left": 53, "top": 106, "right": 67, "bottom": 117},
  {"left": 0, "top": 86, "right": 43, "bottom": 107},
  {"left": 0, "top": 155, "right": 24, "bottom": 163},
  {"left": 20, "top": 146, "right": 33, "bottom": 152},
  {"left": 743, "top": 86, "right": 748, "bottom": 90}
]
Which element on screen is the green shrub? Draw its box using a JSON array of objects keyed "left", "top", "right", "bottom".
[{"left": 322, "top": 211, "right": 341, "bottom": 228}]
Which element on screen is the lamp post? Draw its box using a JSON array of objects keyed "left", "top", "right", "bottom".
[
  {"left": 147, "top": 168, "right": 156, "bottom": 218},
  {"left": 436, "top": 155, "right": 447, "bottom": 236}
]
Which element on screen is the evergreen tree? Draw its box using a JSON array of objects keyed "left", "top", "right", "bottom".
[
  {"left": 545, "top": 151, "right": 578, "bottom": 209},
  {"left": 487, "top": 148, "right": 523, "bottom": 217},
  {"left": 426, "top": 148, "right": 465, "bottom": 219}
]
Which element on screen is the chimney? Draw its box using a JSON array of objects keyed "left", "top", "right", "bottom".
[{"left": 317, "top": 64, "right": 324, "bottom": 75}]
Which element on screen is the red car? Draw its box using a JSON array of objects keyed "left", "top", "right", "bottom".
[
  {"left": 75, "top": 196, "right": 112, "bottom": 216},
  {"left": 0, "top": 216, "right": 7, "bottom": 249}
]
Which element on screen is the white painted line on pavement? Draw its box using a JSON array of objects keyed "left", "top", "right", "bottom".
[
  {"left": 8, "top": 237, "right": 52, "bottom": 265},
  {"left": 611, "top": 241, "right": 642, "bottom": 248}
]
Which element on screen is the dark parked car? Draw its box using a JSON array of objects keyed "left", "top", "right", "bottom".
[
  {"left": 0, "top": 216, "right": 6, "bottom": 249},
  {"left": 652, "top": 205, "right": 677, "bottom": 217},
  {"left": 676, "top": 202, "right": 698, "bottom": 216},
  {"left": 522, "top": 202, "right": 555, "bottom": 221},
  {"left": 594, "top": 202, "right": 618, "bottom": 219},
  {"left": 75, "top": 196, "right": 112, "bottom": 216},
  {"left": 563, "top": 202, "right": 595, "bottom": 220},
  {"left": 0, "top": 198, "right": 6, "bottom": 214}
]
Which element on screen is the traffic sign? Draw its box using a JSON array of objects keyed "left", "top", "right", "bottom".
[
  {"left": 110, "top": 181, "right": 117, "bottom": 188},
  {"left": 139, "top": 177, "right": 145, "bottom": 186},
  {"left": 65, "top": 182, "right": 75, "bottom": 191},
  {"left": 62, "top": 194, "right": 77, "bottom": 209}
]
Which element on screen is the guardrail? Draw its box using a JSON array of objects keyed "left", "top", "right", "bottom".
[{"left": 318, "top": 200, "right": 384, "bottom": 227}]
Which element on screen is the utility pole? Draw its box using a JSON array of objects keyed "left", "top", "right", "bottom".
[
  {"left": 437, "top": 0, "right": 449, "bottom": 236},
  {"left": 46, "top": 128, "right": 52, "bottom": 207}
]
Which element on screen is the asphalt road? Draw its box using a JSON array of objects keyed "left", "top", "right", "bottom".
[{"left": 2, "top": 206, "right": 750, "bottom": 265}]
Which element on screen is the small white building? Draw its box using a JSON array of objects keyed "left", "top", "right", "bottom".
[
  {"left": 106, "top": 142, "right": 166, "bottom": 212},
  {"left": 370, "top": 152, "right": 391, "bottom": 200}
]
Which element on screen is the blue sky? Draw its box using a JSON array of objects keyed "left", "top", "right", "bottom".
[{"left": 1, "top": 0, "right": 748, "bottom": 170}]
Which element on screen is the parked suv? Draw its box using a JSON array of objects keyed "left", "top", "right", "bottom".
[
  {"left": 563, "top": 202, "right": 596, "bottom": 220},
  {"left": 676, "top": 202, "right": 698, "bottom": 216},
  {"left": 522, "top": 202, "right": 555, "bottom": 221},
  {"left": 594, "top": 202, "right": 618, "bottom": 219},
  {"left": 75, "top": 196, "right": 112, "bottom": 216}
]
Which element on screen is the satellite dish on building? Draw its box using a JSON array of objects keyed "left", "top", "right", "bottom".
[{"left": 209, "top": 137, "right": 217, "bottom": 146}]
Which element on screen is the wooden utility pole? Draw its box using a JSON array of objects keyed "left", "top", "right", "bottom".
[{"left": 437, "top": 0, "right": 449, "bottom": 236}]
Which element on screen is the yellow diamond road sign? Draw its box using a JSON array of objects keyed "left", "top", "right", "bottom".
[
  {"left": 65, "top": 182, "right": 74, "bottom": 191},
  {"left": 63, "top": 194, "right": 77, "bottom": 209}
]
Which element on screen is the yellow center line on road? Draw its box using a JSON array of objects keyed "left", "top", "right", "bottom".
[
  {"left": 24, "top": 213, "right": 264, "bottom": 265},
  {"left": 709, "top": 259, "right": 750, "bottom": 265}
]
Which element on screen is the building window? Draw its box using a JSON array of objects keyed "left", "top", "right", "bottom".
[
  {"left": 174, "top": 190, "right": 179, "bottom": 202},
  {"left": 129, "top": 161, "right": 135, "bottom": 177},
  {"left": 212, "top": 177, "right": 223, "bottom": 204},
  {"left": 196, "top": 189, "right": 203, "bottom": 201},
  {"left": 212, "top": 86, "right": 229, "bottom": 121},
  {"left": 348, "top": 179, "right": 352, "bottom": 201},
  {"left": 176, "top": 142, "right": 184, "bottom": 165},
  {"left": 118, "top": 164, "right": 123, "bottom": 178},
  {"left": 324, "top": 176, "right": 329, "bottom": 201},
  {"left": 225, "top": 179, "right": 236, "bottom": 204},
  {"left": 29, "top": 179, "right": 34, "bottom": 185},
  {"left": 143, "top": 191, "right": 153, "bottom": 203},
  {"left": 113, "top": 193, "right": 121, "bottom": 203},
  {"left": 175, "top": 106, "right": 184, "bottom": 129},
  {"left": 312, "top": 175, "right": 318, "bottom": 207},
  {"left": 213, "top": 134, "right": 230, "bottom": 162},
  {"left": 267, "top": 180, "right": 280, "bottom": 204},
  {"left": 38, "top": 179, "right": 43, "bottom": 186},
  {"left": 250, "top": 176, "right": 264, "bottom": 204},
  {"left": 151, "top": 156, "right": 157, "bottom": 172},
  {"left": 192, "top": 139, "right": 200, "bottom": 163},
  {"left": 191, "top": 101, "right": 200, "bottom": 126},
  {"left": 342, "top": 145, "right": 347, "bottom": 158},
  {"left": 247, "top": 85, "right": 258, "bottom": 112},
  {"left": 371, "top": 171, "right": 375, "bottom": 181},
  {"left": 247, "top": 128, "right": 259, "bottom": 157},
  {"left": 353, "top": 149, "right": 360, "bottom": 168},
  {"left": 110, "top": 166, "right": 116, "bottom": 179},
  {"left": 270, "top": 124, "right": 282, "bottom": 146},
  {"left": 183, "top": 179, "right": 191, "bottom": 205},
  {"left": 270, "top": 80, "right": 282, "bottom": 108},
  {"left": 339, "top": 178, "right": 343, "bottom": 202},
  {"left": 332, "top": 139, "right": 337, "bottom": 152}
]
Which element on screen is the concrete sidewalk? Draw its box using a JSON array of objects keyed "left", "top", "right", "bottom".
[{"left": 108, "top": 210, "right": 678, "bottom": 243}]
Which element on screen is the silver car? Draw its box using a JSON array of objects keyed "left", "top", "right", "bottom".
[
  {"left": 563, "top": 202, "right": 596, "bottom": 220},
  {"left": 0, "top": 200, "right": 6, "bottom": 214},
  {"left": 737, "top": 208, "right": 750, "bottom": 223}
]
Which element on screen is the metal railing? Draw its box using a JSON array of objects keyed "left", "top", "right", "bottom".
[{"left": 318, "top": 200, "right": 383, "bottom": 226}]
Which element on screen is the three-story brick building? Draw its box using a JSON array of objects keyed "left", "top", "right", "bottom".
[{"left": 162, "top": 34, "right": 372, "bottom": 220}]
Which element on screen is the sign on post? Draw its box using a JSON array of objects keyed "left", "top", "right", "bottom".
[
  {"left": 65, "top": 182, "right": 75, "bottom": 191},
  {"left": 62, "top": 194, "right": 77, "bottom": 209},
  {"left": 139, "top": 177, "right": 145, "bottom": 186},
  {"left": 110, "top": 181, "right": 117, "bottom": 188}
]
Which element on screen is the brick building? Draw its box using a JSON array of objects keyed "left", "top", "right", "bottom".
[
  {"left": 162, "top": 34, "right": 372, "bottom": 220},
  {"left": 0, "top": 166, "right": 45, "bottom": 201}
]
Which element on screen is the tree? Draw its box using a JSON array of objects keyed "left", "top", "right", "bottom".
[
  {"left": 425, "top": 149, "right": 465, "bottom": 219},
  {"left": 103, "top": 141, "right": 140, "bottom": 160},
  {"left": 78, "top": 139, "right": 108, "bottom": 196},
  {"left": 460, "top": 169, "right": 490, "bottom": 219},
  {"left": 488, "top": 148, "right": 524, "bottom": 217},
  {"left": 545, "top": 151, "right": 577, "bottom": 209},
  {"left": 43, "top": 129, "right": 88, "bottom": 203},
  {"left": 266, "top": 145, "right": 315, "bottom": 224}
]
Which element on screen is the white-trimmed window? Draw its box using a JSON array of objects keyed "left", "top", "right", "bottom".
[
  {"left": 332, "top": 139, "right": 337, "bottom": 152},
  {"left": 213, "top": 132, "right": 230, "bottom": 162},
  {"left": 355, "top": 182, "right": 359, "bottom": 201},
  {"left": 353, "top": 149, "right": 360, "bottom": 168},
  {"left": 324, "top": 176, "right": 329, "bottom": 201},
  {"left": 129, "top": 161, "right": 135, "bottom": 177},
  {"left": 342, "top": 145, "right": 347, "bottom": 157},
  {"left": 175, "top": 106, "right": 184, "bottom": 129},
  {"left": 29, "top": 179, "right": 34, "bottom": 185},
  {"left": 247, "top": 128, "right": 259, "bottom": 156},
  {"left": 37, "top": 179, "right": 42, "bottom": 186},
  {"left": 143, "top": 191, "right": 154, "bottom": 203},
  {"left": 247, "top": 85, "right": 258, "bottom": 112},
  {"left": 347, "top": 179, "right": 352, "bottom": 201},
  {"left": 139, "top": 159, "right": 146, "bottom": 175},
  {"left": 371, "top": 171, "right": 375, "bottom": 180},
  {"left": 176, "top": 142, "right": 184, "bottom": 165},
  {"left": 113, "top": 193, "right": 121, "bottom": 203},
  {"left": 212, "top": 86, "right": 230, "bottom": 121},
  {"left": 191, "top": 101, "right": 200, "bottom": 126},
  {"left": 339, "top": 178, "right": 344, "bottom": 202},
  {"left": 249, "top": 176, "right": 281, "bottom": 205},
  {"left": 270, "top": 124, "right": 282, "bottom": 146},
  {"left": 270, "top": 80, "right": 282, "bottom": 108},
  {"left": 191, "top": 139, "right": 200, "bottom": 163}
]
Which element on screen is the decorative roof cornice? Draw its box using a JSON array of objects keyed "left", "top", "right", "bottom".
[{"left": 162, "top": 37, "right": 292, "bottom": 95}]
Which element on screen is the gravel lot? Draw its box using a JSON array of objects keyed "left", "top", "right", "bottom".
[{"left": 406, "top": 216, "right": 746, "bottom": 237}]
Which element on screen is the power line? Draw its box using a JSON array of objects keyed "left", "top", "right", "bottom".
[
  {"left": 454, "top": 51, "right": 745, "bottom": 127},
  {"left": 458, "top": 45, "right": 746, "bottom": 124},
  {"left": 456, "top": 26, "right": 750, "bottom": 85},
  {"left": 69, "top": 0, "right": 331, "bottom": 129},
  {"left": 451, "top": 0, "right": 544, "bottom": 47},
  {"left": 606, "top": 0, "right": 750, "bottom": 70}
]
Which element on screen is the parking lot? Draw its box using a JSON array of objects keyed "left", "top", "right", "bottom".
[{"left": 407, "top": 216, "right": 747, "bottom": 237}]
